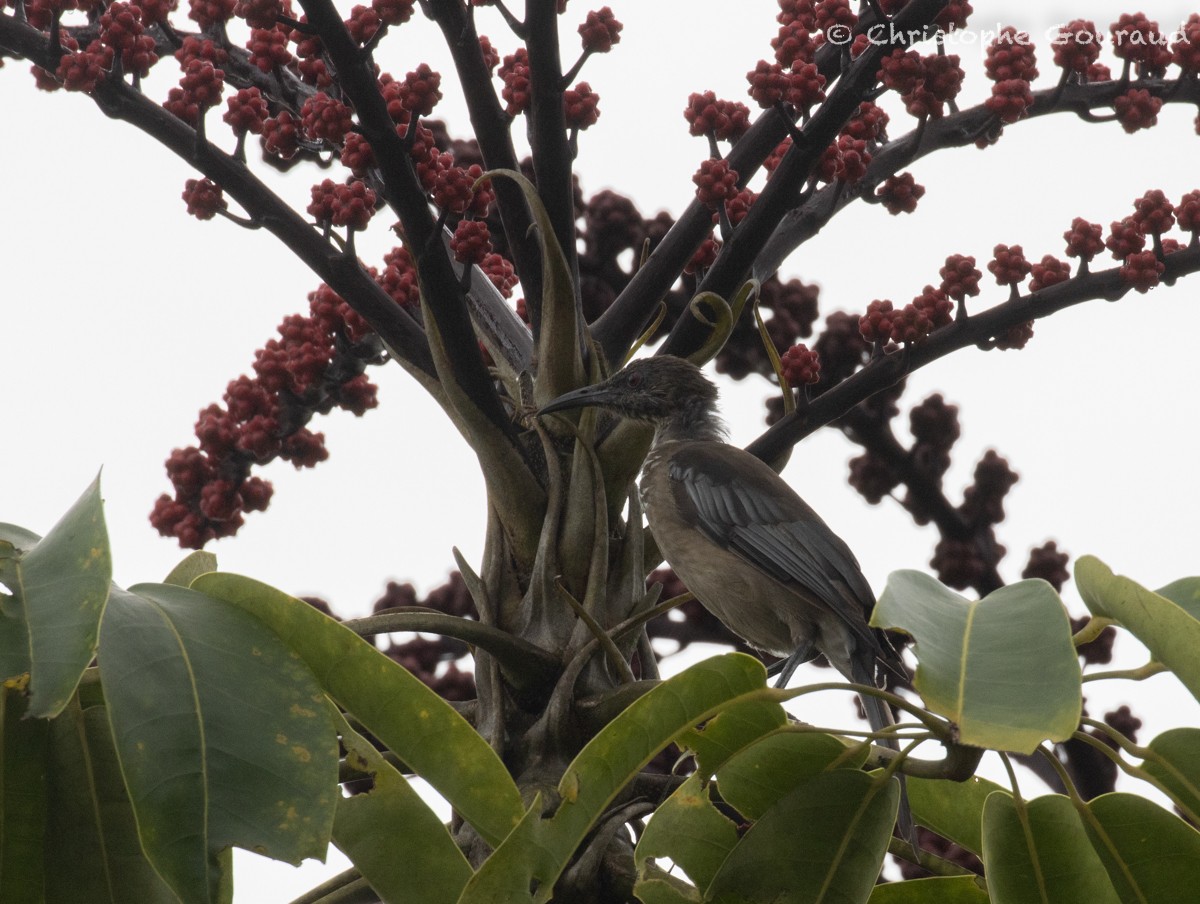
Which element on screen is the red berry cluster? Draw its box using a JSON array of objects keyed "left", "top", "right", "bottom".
[
  {"left": 772, "top": 19, "right": 816, "bottom": 69},
  {"left": 1110, "top": 12, "right": 1172, "bottom": 78},
  {"left": 692, "top": 158, "right": 740, "bottom": 207},
  {"left": 188, "top": 0, "right": 235, "bottom": 27},
  {"left": 262, "top": 110, "right": 301, "bottom": 159},
  {"left": 234, "top": 0, "right": 281, "bottom": 28},
  {"left": 164, "top": 60, "right": 225, "bottom": 125},
  {"left": 985, "top": 27, "right": 1038, "bottom": 82},
  {"left": 99, "top": 2, "right": 158, "bottom": 77},
  {"left": 1113, "top": 88, "right": 1162, "bottom": 133},
  {"left": 578, "top": 6, "right": 622, "bottom": 54},
  {"left": 879, "top": 51, "right": 965, "bottom": 120},
  {"left": 780, "top": 343, "right": 820, "bottom": 385},
  {"left": 378, "top": 246, "right": 420, "bottom": 308},
  {"left": 876, "top": 172, "right": 925, "bottom": 215},
  {"left": 564, "top": 82, "right": 600, "bottom": 129},
  {"left": 987, "top": 244, "right": 1031, "bottom": 291},
  {"left": 55, "top": 42, "right": 112, "bottom": 93},
  {"left": 939, "top": 254, "right": 981, "bottom": 302},
  {"left": 745, "top": 60, "right": 826, "bottom": 112},
  {"left": 345, "top": 4, "right": 381, "bottom": 44},
  {"left": 1028, "top": 255, "right": 1071, "bottom": 291},
  {"left": 151, "top": 286, "right": 382, "bottom": 548},
  {"left": 1052, "top": 19, "right": 1101, "bottom": 74},
  {"left": 224, "top": 86, "right": 269, "bottom": 135},
  {"left": 498, "top": 48, "right": 530, "bottom": 116},
  {"left": 300, "top": 92, "right": 354, "bottom": 144},
  {"left": 450, "top": 219, "right": 493, "bottom": 265},
  {"left": 1022, "top": 540, "right": 1070, "bottom": 591},
  {"left": 248, "top": 27, "right": 292, "bottom": 73},
  {"left": 182, "top": 177, "right": 227, "bottom": 220},
  {"left": 1063, "top": 217, "right": 1104, "bottom": 264},
  {"left": 683, "top": 91, "right": 752, "bottom": 142}
]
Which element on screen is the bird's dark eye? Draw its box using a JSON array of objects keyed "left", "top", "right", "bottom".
[{"left": 627, "top": 372, "right": 643, "bottom": 388}]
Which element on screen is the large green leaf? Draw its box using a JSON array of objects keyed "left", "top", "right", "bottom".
[
  {"left": 192, "top": 572, "right": 523, "bottom": 848},
  {"left": 982, "top": 792, "right": 1120, "bottom": 904},
  {"left": 906, "top": 775, "right": 1009, "bottom": 856},
  {"left": 873, "top": 571, "right": 1081, "bottom": 753},
  {"left": 705, "top": 769, "right": 899, "bottom": 904},
  {"left": 634, "top": 875, "right": 702, "bottom": 904},
  {"left": 867, "top": 876, "right": 989, "bottom": 903},
  {"left": 1083, "top": 792, "right": 1200, "bottom": 903},
  {"left": 1139, "top": 728, "right": 1200, "bottom": 820},
  {"left": 460, "top": 654, "right": 771, "bottom": 904},
  {"left": 1155, "top": 577, "right": 1200, "bottom": 618},
  {"left": 1, "top": 688, "right": 48, "bottom": 903},
  {"left": 678, "top": 696, "right": 788, "bottom": 777},
  {"left": 99, "top": 583, "right": 339, "bottom": 904},
  {"left": 0, "top": 478, "right": 111, "bottom": 717},
  {"left": 1077, "top": 557, "right": 1200, "bottom": 702},
  {"left": 634, "top": 773, "right": 739, "bottom": 893},
  {"left": 330, "top": 709, "right": 471, "bottom": 904},
  {"left": 44, "top": 698, "right": 177, "bottom": 904},
  {"left": 715, "top": 729, "right": 866, "bottom": 820}
]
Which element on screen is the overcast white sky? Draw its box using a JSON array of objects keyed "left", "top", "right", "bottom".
[{"left": 4, "top": 1, "right": 1200, "bottom": 899}]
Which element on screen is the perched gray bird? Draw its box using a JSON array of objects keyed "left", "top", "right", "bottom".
[{"left": 541, "top": 355, "right": 912, "bottom": 838}]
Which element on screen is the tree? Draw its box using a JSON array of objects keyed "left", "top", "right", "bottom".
[{"left": 3, "top": 0, "right": 1200, "bottom": 902}]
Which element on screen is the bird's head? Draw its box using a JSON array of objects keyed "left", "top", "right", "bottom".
[{"left": 539, "top": 356, "right": 722, "bottom": 439}]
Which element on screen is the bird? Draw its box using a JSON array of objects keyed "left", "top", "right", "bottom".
[{"left": 539, "top": 354, "right": 913, "bottom": 841}]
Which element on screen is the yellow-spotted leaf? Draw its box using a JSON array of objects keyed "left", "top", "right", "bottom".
[{"left": 99, "top": 584, "right": 338, "bottom": 904}]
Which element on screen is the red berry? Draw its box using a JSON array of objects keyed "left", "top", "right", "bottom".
[
  {"left": 876, "top": 172, "right": 924, "bottom": 214},
  {"left": 182, "top": 177, "right": 227, "bottom": 220},
  {"left": 579, "top": 6, "right": 622, "bottom": 53}
]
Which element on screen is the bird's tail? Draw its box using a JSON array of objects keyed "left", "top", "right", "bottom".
[{"left": 854, "top": 663, "right": 917, "bottom": 853}]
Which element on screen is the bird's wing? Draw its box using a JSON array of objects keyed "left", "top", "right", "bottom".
[{"left": 666, "top": 442, "right": 881, "bottom": 654}]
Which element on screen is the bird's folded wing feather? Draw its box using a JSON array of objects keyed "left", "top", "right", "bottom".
[{"left": 667, "top": 444, "right": 878, "bottom": 647}]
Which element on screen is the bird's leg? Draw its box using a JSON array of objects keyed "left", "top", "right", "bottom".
[{"left": 771, "top": 640, "right": 815, "bottom": 689}]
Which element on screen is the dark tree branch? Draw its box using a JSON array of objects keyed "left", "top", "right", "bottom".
[
  {"left": 295, "top": 0, "right": 517, "bottom": 441},
  {"left": 745, "top": 245, "right": 1200, "bottom": 463},
  {"left": 588, "top": 0, "right": 912, "bottom": 367},
  {"left": 525, "top": 0, "right": 579, "bottom": 288},
  {"left": 427, "top": 0, "right": 546, "bottom": 332},
  {"left": 0, "top": 12, "right": 437, "bottom": 379},
  {"left": 754, "top": 76, "right": 1200, "bottom": 281},
  {"left": 662, "top": 0, "right": 948, "bottom": 359},
  {"left": 841, "top": 407, "right": 1005, "bottom": 594}
]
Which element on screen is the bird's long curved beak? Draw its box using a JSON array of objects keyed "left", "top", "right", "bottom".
[{"left": 538, "top": 383, "right": 614, "bottom": 416}]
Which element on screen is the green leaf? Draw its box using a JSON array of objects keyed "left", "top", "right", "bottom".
[
  {"left": 1083, "top": 792, "right": 1200, "bottom": 903},
  {"left": 99, "top": 583, "right": 339, "bottom": 904},
  {"left": 634, "top": 875, "right": 702, "bottom": 904},
  {"left": 982, "top": 792, "right": 1120, "bottom": 904},
  {"left": 1, "top": 688, "right": 48, "bottom": 903},
  {"left": 164, "top": 551, "right": 218, "bottom": 588},
  {"left": 867, "top": 876, "right": 989, "bottom": 903},
  {"left": 0, "top": 477, "right": 111, "bottom": 718},
  {"left": 634, "top": 773, "right": 738, "bottom": 893},
  {"left": 1155, "top": 577, "right": 1200, "bottom": 619},
  {"left": 678, "top": 696, "right": 788, "bottom": 777},
  {"left": 906, "top": 775, "right": 1009, "bottom": 855},
  {"left": 715, "top": 729, "right": 866, "bottom": 821},
  {"left": 192, "top": 572, "right": 523, "bottom": 848},
  {"left": 1077, "top": 557, "right": 1200, "bottom": 702},
  {"left": 480, "top": 168, "right": 585, "bottom": 409},
  {"left": 873, "top": 571, "right": 1081, "bottom": 753},
  {"left": 705, "top": 769, "right": 899, "bottom": 904},
  {"left": 461, "top": 654, "right": 771, "bottom": 904},
  {"left": 1140, "top": 728, "right": 1200, "bottom": 820},
  {"left": 330, "top": 709, "right": 471, "bottom": 904},
  {"left": 44, "top": 698, "right": 177, "bottom": 903}
]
